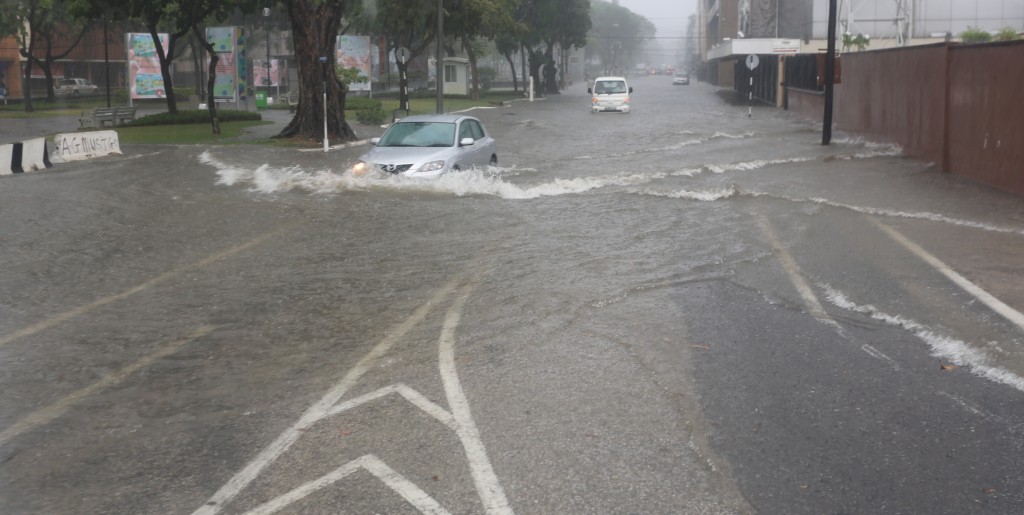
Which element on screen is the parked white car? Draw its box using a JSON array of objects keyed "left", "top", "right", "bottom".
[{"left": 56, "top": 78, "right": 99, "bottom": 96}]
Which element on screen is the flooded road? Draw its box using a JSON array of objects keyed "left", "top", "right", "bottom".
[{"left": 3, "top": 76, "right": 1024, "bottom": 514}]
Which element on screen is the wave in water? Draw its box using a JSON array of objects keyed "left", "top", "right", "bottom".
[{"left": 822, "top": 284, "right": 1024, "bottom": 393}]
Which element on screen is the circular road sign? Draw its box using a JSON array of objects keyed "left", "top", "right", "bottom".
[
  {"left": 395, "top": 47, "right": 411, "bottom": 64},
  {"left": 745, "top": 54, "right": 760, "bottom": 70}
]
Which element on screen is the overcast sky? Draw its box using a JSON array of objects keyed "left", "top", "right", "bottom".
[{"left": 613, "top": 0, "right": 697, "bottom": 39}]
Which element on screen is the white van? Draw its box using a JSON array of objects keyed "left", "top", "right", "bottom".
[{"left": 588, "top": 76, "right": 633, "bottom": 113}]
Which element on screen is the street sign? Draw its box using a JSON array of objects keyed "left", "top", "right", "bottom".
[
  {"left": 745, "top": 54, "right": 760, "bottom": 70},
  {"left": 395, "top": 47, "right": 411, "bottom": 64}
]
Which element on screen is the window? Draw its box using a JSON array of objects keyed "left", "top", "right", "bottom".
[{"left": 444, "top": 64, "right": 457, "bottom": 83}]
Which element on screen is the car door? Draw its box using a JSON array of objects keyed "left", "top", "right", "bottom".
[
  {"left": 461, "top": 119, "right": 492, "bottom": 168},
  {"left": 456, "top": 119, "right": 483, "bottom": 168}
]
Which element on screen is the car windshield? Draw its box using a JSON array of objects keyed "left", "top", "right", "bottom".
[
  {"left": 594, "top": 81, "right": 626, "bottom": 94},
  {"left": 377, "top": 121, "right": 455, "bottom": 147}
]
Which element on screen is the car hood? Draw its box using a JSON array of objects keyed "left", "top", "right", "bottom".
[{"left": 360, "top": 146, "right": 454, "bottom": 166}]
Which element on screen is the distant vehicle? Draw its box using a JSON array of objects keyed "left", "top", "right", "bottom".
[
  {"left": 351, "top": 114, "right": 498, "bottom": 179},
  {"left": 56, "top": 78, "right": 99, "bottom": 96},
  {"left": 672, "top": 73, "right": 690, "bottom": 86},
  {"left": 588, "top": 76, "right": 633, "bottom": 113}
]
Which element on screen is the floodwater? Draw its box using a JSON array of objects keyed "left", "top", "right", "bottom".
[{"left": 3, "top": 76, "right": 1024, "bottom": 514}]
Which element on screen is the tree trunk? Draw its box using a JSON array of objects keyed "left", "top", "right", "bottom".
[
  {"left": 503, "top": 52, "right": 518, "bottom": 93},
  {"left": 278, "top": 0, "right": 356, "bottom": 143},
  {"left": 148, "top": 25, "right": 178, "bottom": 114},
  {"left": 464, "top": 36, "right": 479, "bottom": 100},
  {"left": 20, "top": 36, "right": 35, "bottom": 113}
]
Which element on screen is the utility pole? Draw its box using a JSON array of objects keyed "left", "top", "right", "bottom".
[
  {"left": 822, "top": 0, "right": 837, "bottom": 145},
  {"left": 436, "top": 0, "right": 444, "bottom": 114}
]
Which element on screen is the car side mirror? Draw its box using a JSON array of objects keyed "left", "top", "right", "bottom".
[
  {"left": 587, "top": 88, "right": 592, "bottom": 94},
  {"left": 459, "top": 137, "right": 475, "bottom": 147},
  {"left": 629, "top": 87, "right": 634, "bottom": 93},
  {"left": 370, "top": 137, "right": 380, "bottom": 145}
]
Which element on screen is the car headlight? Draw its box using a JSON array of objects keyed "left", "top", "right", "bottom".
[
  {"left": 417, "top": 160, "right": 446, "bottom": 173},
  {"left": 352, "top": 161, "right": 369, "bottom": 175}
]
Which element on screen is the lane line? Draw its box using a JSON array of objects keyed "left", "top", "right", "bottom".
[
  {"left": 755, "top": 215, "right": 842, "bottom": 331},
  {"left": 242, "top": 454, "right": 450, "bottom": 515},
  {"left": 871, "top": 219, "right": 1024, "bottom": 332},
  {"left": 193, "top": 273, "right": 465, "bottom": 515},
  {"left": 0, "top": 225, "right": 294, "bottom": 348},
  {"left": 438, "top": 277, "right": 514, "bottom": 514},
  {"left": 756, "top": 215, "right": 902, "bottom": 367},
  {"left": 0, "top": 325, "right": 215, "bottom": 447}
]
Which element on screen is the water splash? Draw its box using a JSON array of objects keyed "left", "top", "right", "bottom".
[{"left": 821, "top": 284, "right": 1024, "bottom": 392}]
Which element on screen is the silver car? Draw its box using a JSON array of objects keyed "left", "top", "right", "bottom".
[{"left": 352, "top": 114, "right": 498, "bottom": 179}]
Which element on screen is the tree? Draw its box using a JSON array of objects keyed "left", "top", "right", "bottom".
[
  {"left": 363, "top": 0, "right": 438, "bottom": 114},
  {"left": 276, "top": 0, "right": 359, "bottom": 142},
  {"left": 519, "top": 0, "right": 589, "bottom": 95},
  {"left": 446, "top": 0, "right": 514, "bottom": 99},
  {"left": 17, "top": 0, "right": 92, "bottom": 103},
  {"left": 587, "top": 0, "right": 652, "bottom": 75}
]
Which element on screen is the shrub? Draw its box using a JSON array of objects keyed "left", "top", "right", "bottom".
[
  {"left": 345, "top": 96, "right": 382, "bottom": 111},
  {"left": 127, "top": 109, "right": 262, "bottom": 127},
  {"left": 354, "top": 106, "right": 386, "bottom": 125},
  {"left": 994, "top": 27, "right": 1020, "bottom": 41},
  {"left": 960, "top": 26, "right": 993, "bottom": 44}
]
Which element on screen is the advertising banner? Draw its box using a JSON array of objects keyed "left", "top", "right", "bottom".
[
  {"left": 337, "top": 35, "right": 371, "bottom": 92},
  {"left": 127, "top": 33, "right": 169, "bottom": 99},
  {"left": 253, "top": 59, "right": 283, "bottom": 87},
  {"left": 207, "top": 27, "right": 247, "bottom": 101}
]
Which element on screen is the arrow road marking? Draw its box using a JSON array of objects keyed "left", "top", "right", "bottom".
[{"left": 242, "top": 454, "right": 450, "bottom": 515}]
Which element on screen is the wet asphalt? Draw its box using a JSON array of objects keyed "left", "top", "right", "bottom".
[{"left": 2, "top": 77, "right": 1024, "bottom": 514}]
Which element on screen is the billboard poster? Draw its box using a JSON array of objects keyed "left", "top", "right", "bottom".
[
  {"left": 253, "top": 59, "right": 283, "bottom": 87},
  {"left": 207, "top": 27, "right": 247, "bottom": 100},
  {"left": 127, "top": 33, "right": 169, "bottom": 99},
  {"left": 211, "top": 52, "right": 236, "bottom": 98},
  {"left": 207, "top": 27, "right": 235, "bottom": 52},
  {"left": 337, "top": 35, "right": 371, "bottom": 92}
]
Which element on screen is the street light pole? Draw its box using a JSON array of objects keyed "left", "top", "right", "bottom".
[
  {"left": 263, "top": 8, "right": 272, "bottom": 88},
  {"left": 436, "top": 0, "right": 444, "bottom": 114}
]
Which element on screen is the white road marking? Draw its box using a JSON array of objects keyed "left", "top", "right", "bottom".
[
  {"left": 438, "top": 278, "right": 514, "bottom": 514},
  {"left": 241, "top": 454, "right": 450, "bottom": 515},
  {"left": 860, "top": 344, "right": 901, "bottom": 371},
  {"left": 871, "top": 219, "right": 1024, "bottom": 333},
  {"left": 193, "top": 274, "right": 465, "bottom": 515},
  {"left": 0, "top": 225, "right": 293, "bottom": 348},
  {"left": 756, "top": 215, "right": 901, "bottom": 368},
  {"left": 324, "top": 383, "right": 457, "bottom": 430},
  {"left": 755, "top": 215, "right": 842, "bottom": 332},
  {"left": 0, "top": 325, "right": 215, "bottom": 447}
]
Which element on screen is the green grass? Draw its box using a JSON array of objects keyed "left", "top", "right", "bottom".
[{"left": 110, "top": 120, "right": 273, "bottom": 144}]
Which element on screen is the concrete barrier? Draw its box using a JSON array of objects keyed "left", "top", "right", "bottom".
[
  {"left": 0, "top": 144, "right": 12, "bottom": 175},
  {"left": 53, "top": 131, "right": 121, "bottom": 162},
  {"left": 8, "top": 137, "right": 52, "bottom": 173}
]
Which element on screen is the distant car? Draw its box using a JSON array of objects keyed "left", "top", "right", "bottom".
[
  {"left": 672, "top": 73, "right": 690, "bottom": 86},
  {"left": 351, "top": 114, "right": 498, "bottom": 179},
  {"left": 56, "top": 78, "right": 99, "bottom": 95},
  {"left": 588, "top": 76, "right": 633, "bottom": 113}
]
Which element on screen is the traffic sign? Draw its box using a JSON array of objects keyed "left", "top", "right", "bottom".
[
  {"left": 395, "top": 47, "right": 411, "bottom": 64},
  {"left": 745, "top": 54, "right": 760, "bottom": 70}
]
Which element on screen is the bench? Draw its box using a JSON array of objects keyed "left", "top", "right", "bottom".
[
  {"left": 79, "top": 106, "right": 137, "bottom": 129},
  {"left": 287, "top": 91, "right": 299, "bottom": 113}
]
